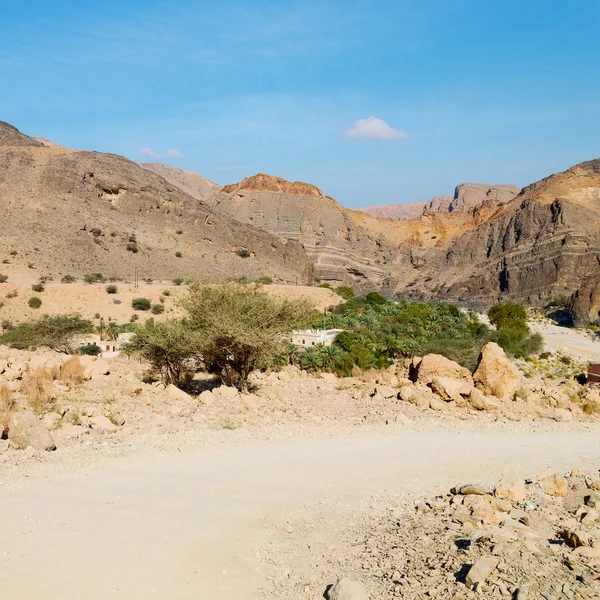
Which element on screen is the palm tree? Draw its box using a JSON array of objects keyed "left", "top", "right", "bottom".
[{"left": 300, "top": 347, "right": 323, "bottom": 371}]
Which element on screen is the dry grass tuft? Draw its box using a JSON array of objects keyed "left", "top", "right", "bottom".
[
  {"left": 22, "top": 367, "right": 55, "bottom": 414},
  {"left": 0, "top": 384, "right": 16, "bottom": 433},
  {"left": 59, "top": 356, "right": 86, "bottom": 386},
  {"left": 582, "top": 397, "right": 600, "bottom": 415}
]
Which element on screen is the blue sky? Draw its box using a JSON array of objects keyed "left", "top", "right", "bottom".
[{"left": 1, "top": 0, "right": 599, "bottom": 207}]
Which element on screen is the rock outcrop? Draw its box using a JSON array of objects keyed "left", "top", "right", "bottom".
[
  {"left": 8, "top": 411, "right": 56, "bottom": 451},
  {"left": 473, "top": 343, "right": 521, "bottom": 399},
  {"left": 568, "top": 278, "right": 600, "bottom": 326},
  {"left": 206, "top": 173, "right": 397, "bottom": 286}
]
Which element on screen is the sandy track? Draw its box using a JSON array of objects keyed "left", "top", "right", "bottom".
[{"left": 2, "top": 424, "right": 600, "bottom": 599}]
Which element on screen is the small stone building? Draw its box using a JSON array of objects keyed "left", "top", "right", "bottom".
[{"left": 289, "top": 329, "right": 343, "bottom": 348}]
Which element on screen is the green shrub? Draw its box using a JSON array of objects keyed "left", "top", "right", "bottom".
[
  {"left": 175, "top": 251, "right": 182, "bottom": 258},
  {"left": 235, "top": 249, "right": 250, "bottom": 258},
  {"left": 31, "top": 283, "right": 45, "bottom": 293},
  {"left": 84, "top": 273, "right": 105, "bottom": 284},
  {"left": 336, "top": 286, "right": 355, "bottom": 300},
  {"left": 79, "top": 343, "right": 102, "bottom": 356},
  {"left": 256, "top": 276, "right": 273, "bottom": 285},
  {"left": 132, "top": 297, "right": 151, "bottom": 311},
  {"left": 61, "top": 274, "right": 76, "bottom": 283},
  {"left": 0, "top": 274, "right": 7, "bottom": 283},
  {"left": 106, "top": 285, "right": 118, "bottom": 294},
  {"left": 151, "top": 303, "right": 165, "bottom": 314},
  {"left": 126, "top": 243, "right": 139, "bottom": 253},
  {"left": 130, "top": 313, "right": 139, "bottom": 322},
  {"left": 173, "top": 278, "right": 184, "bottom": 286},
  {"left": 28, "top": 296, "right": 42, "bottom": 309},
  {"left": 0, "top": 314, "right": 93, "bottom": 350},
  {"left": 488, "top": 302, "right": 528, "bottom": 332}
]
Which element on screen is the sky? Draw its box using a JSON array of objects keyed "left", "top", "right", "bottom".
[{"left": 1, "top": 0, "right": 599, "bottom": 207}]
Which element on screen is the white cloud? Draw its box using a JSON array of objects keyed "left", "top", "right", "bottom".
[
  {"left": 139, "top": 147, "right": 160, "bottom": 158},
  {"left": 345, "top": 116, "right": 409, "bottom": 140},
  {"left": 138, "top": 147, "right": 183, "bottom": 159}
]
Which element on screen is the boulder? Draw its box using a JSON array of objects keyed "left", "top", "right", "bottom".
[
  {"left": 553, "top": 408, "right": 573, "bottom": 422},
  {"left": 465, "top": 556, "right": 498, "bottom": 589},
  {"left": 560, "top": 528, "right": 590, "bottom": 548},
  {"left": 399, "top": 383, "right": 436, "bottom": 410},
  {"left": 494, "top": 478, "right": 526, "bottom": 503},
  {"left": 468, "top": 388, "right": 500, "bottom": 411},
  {"left": 90, "top": 415, "right": 118, "bottom": 434},
  {"left": 430, "top": 376, "right": 472, "bottom": 403},
  {"left": 473, "top": 343, "right": 520, "bottom": 399},
  {"left": 327, "top": 578, "right": 368, "bottom": 600},
  {"left": 373, "top": 385, "right": 398, "bottom": 400},
  {"left": 413, "top": 354, "right": 473, "bottom": 385},
  {"left": 539, "top": 473, "right": 569, "bottom": 497},
  {"left": 198, "top": 390, "right": 216, "bottom": 406},
  {"left": 41, "top": 412, "right": 63, "bottom": 430},
  {"left": 79, "top": 355, "right": 111, "bottom": 379},
  {"left": 165, "top": 384, "right": 193, "bottom": 402},
  {"left": 214, "top": 386, "right": 240, "bottom": 401},
  {"left": 8, "top": 411, "right": 56, "bottom": 451}
]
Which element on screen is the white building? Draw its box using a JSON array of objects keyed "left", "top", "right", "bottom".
[{"left": 289, "top": 329, "right": 343, "bottom": 348}]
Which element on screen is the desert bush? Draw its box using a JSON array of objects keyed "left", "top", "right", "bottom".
[
  {"left": 5, "top": 290, "right": 17, "bottom": 298},
  {"left": 106, "top": 284, "right": 118, "bottom": 294},
  {"left": 130, "top": 313, "right": 139, "bottom": 322},
  {"left": 336, "top": 286, "right": 355, "bottom": 300},
  {"left": 59, "top": 356, "right": 86, "bottom": 386},
  {"left": 256, "top": 276, "right": 273, "bottom": 285},
  {"left": 22, "top": 367, "right": 54, "bottom": 414},
  {"left": 162, "top": 289, "right": 171, "bottom": 296},
  {"left": 28, "top": 296, "right": 42, "bottom": 309},
  {"left": 488, "top": 302, "right": 528, "bottom": 332},
  {"left": 172, "top": 278, "right": 184, "bottom": 286},
  {"left": 79, "top": 343, "right": 102, "bottom": 356},
  {"left": 132, "top": 297, "right": 151, "bottom": 311},
  {"left": 84, "top": 273, "right": 106, "bottom": 284},
  {"left": 175, "top": 251, "right": 182, "bottom": 258},
  {"left": 0, "top": 314, "right": 93, "bottom": 351},
  {"left": 61, "top": 274, "right": 76, "bottom": 283},
  {"left": 183, "top": 282, "right": 314, "bottom": 390},
  {"left": 151, "top": 303, "right": 164, "bottom": 314},
  {"left": 122, "top": 319, "right": 202, "bottom": 386},
  {"left": 176, "top": 229, "right": 184, "bottom": 235},
  {"left": 126, "top": 243, "right": 139, "bottom": 253},
  {"left": 0, "top": 274, "right": 8, "bottom": 283},
  {"left": 235, "top": 249, "right": 250, "bottom": 258},
  {"left": 31, "top": 283, "right": 45, "bottom": 292}
]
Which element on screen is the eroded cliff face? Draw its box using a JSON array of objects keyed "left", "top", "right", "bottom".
[
  {"left": 207, "top": 174, "right": 399, "bottom": 286},
  {"left": 394, "top": 160, "right": 600, "bottom": 307}
]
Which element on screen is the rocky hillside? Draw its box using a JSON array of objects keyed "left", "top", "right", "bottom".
[
  {"left": 139, "top": 163, "right": 220, "bottom": 204},
  {"left": 206, "top": 173, "right": 398, "bottom": 286},
  {"left": 399, "top": 159, "right": 600, "bottom": 307},
  {"left": 0, "top": 123, "right": 309, "bottom": 284}
]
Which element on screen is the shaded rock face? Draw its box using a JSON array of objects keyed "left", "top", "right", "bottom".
[
  {"left": 447, "top": 183, "right": 520, "bottom": 213},
  {"left": 0, "top": 147, "right": 309, "bottom": 283},
  {"left": 400, "top": 159, "right": 600, "bottom": 306},
  {"left": 354, "top": 201, "right": 428, "bottom": 221},
  {"left": 569, "top": 278, "right": 600, "bottom": 326},
  {"left": 207, "top": 173, "right": 397, "bottom": 286}
]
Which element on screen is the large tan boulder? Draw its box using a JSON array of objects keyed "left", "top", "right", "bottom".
[
  {"left": 165, "top": 384, "right": 193, "bottom": 402},
  {"left": 473, "top": 343, "right": 520, "bottom": 399},
  {"left": 399, "top": 383, "right": 437, "bottom": 410},
  {"left": 430, "top": 376, "right": 473, "bottom": 403},
  {"left": 468, "top": 388, "right": 500, "bottom": 411},
  {"left": 78, "top": 355, "right": 111, "bottom": 379},
  {"left": 413, "top": 354, "right": 473, "bottom": 385},
  {"left": 8, "top": 411, "right": 56, "bottom": 451}
]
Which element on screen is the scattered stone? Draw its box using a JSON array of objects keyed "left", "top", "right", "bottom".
[
  {"left": 494, "top": 478, "right": 527, "bottom": 503},
  {"left": 165, "top": 384, "right": 193, "bottom": 402},
  {"left": 89, "top": 415, "right": 118, "bottom": 434},
  {"left": 539, "top": 473, "right": 569, "bottom": 497},
  {"left": 559, "top": 529, "right": 590, "bottom": 549}
]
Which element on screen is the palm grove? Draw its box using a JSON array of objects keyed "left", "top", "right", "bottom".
[{"left": 0, "top": 282, "right": 542, "bottom": 390}]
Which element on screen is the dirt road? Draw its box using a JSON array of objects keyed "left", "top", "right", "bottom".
[
  {"left": 530, "top": 321, "right": 600, "bottom": 361},
  {"left": 2, "top": 425, "right": 600, "bottom": 599}
]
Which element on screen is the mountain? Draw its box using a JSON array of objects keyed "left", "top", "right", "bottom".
[
  {"left": 357, "top": 183, "right": 519, "bottom": 221},
  {"left": 139, "top": 163, "right": 220, "bottom": 204},
  {"left": 0, "top": 122, "right": 309, "bottom": 283},
  {"left": 206, "top": 173, "right": 397, "bottom": 286},
  {"left": 398, "top": 159, "right": 600, "bottom": 307},
  {"left": 355, "top": 201, "right": 429, "bottom": 221}
]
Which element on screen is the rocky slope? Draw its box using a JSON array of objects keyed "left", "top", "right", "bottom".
[
  {"left": 399, "top": 159, "right": 600, "bottom": 307},
  {"left": 206, "top": 173, "right": 398, "bottom": 286},
  {"left": 139, "top": 162, "right": 220, "bottom": 204},
  {"left": 0, "top": 123, "right": 309, "bottom": 283}
]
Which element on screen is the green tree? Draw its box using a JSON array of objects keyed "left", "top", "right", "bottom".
[
  {"left": 122, "top": 319, "right": 202, "bottom": 386},
  {"left": 182, "top": 282, "right": 313, "bottom": 391},
  {"left": 487, "top": 302, "right": 528, "bottom": 332}
]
